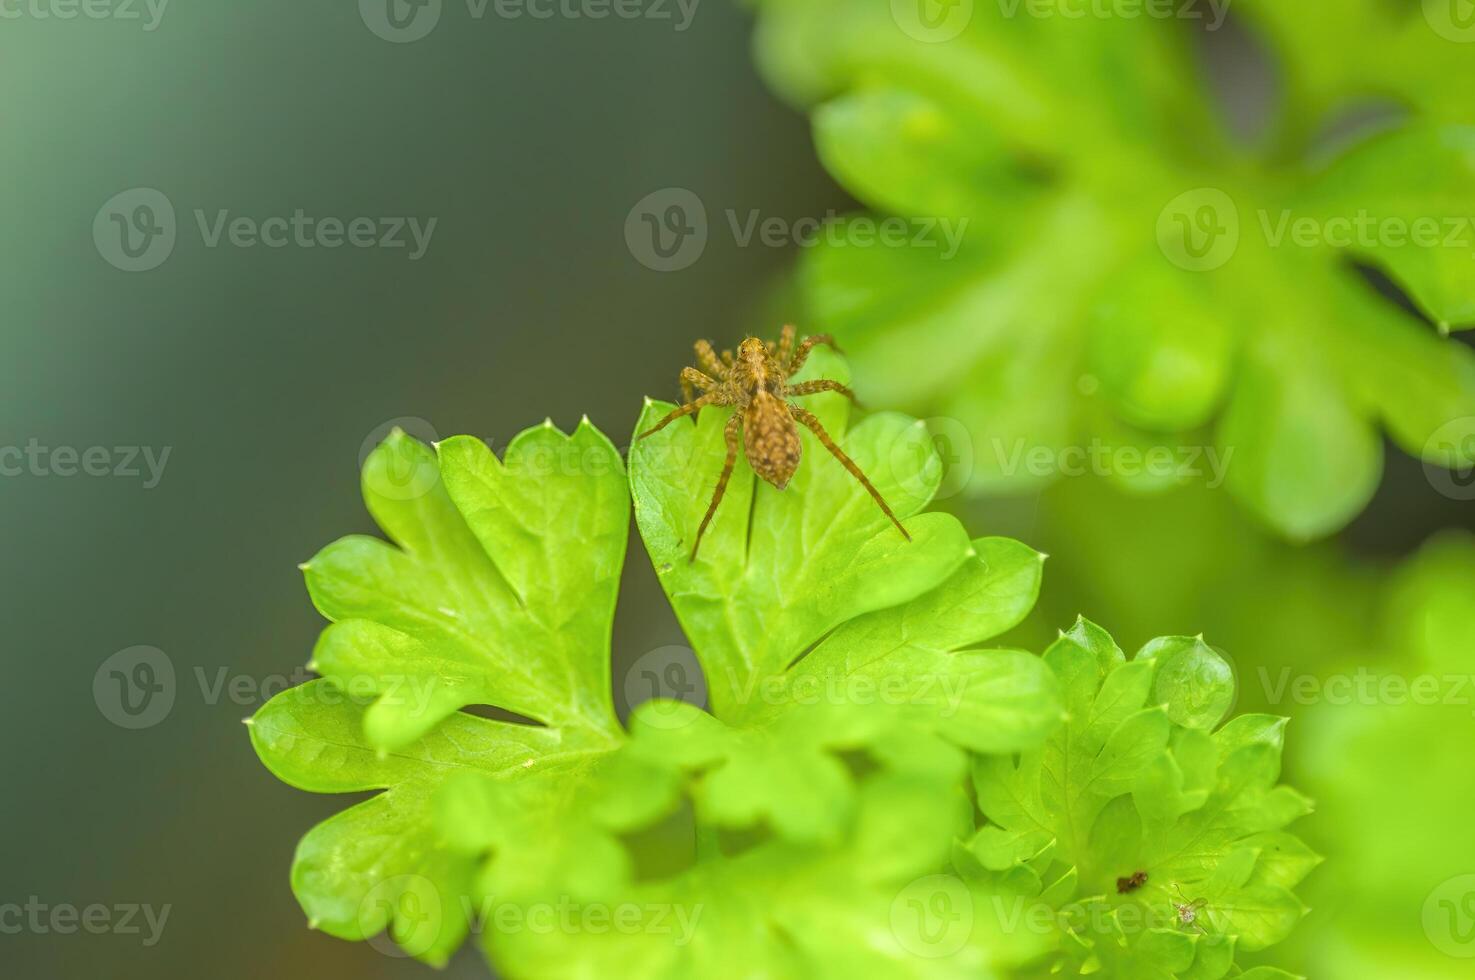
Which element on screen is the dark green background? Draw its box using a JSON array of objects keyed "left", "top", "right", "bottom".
[
  {"left": 4, "top": 5, "right": 1470, "bottom": 979},
  {"left": 2, "top": 4, "right": 846, "bottom": 977}
]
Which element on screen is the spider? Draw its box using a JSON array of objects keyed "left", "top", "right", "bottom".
[
  {"left": 1170, "top": 883, "right": 1209, "bottom": 934},
  {"left": 638, "top": 324, "right": 912, "bottom": 561}
]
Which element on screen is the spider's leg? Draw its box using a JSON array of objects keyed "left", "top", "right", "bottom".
[
  {"left": 680, "top": 367, "right": 718, "bottom": 406},
  {"left": 694, "top": 340, "right": 727, "bottom": 378},
  {"left": 776, "top": 324, "right": 796, "bottom": 366},
  {"left": 720, "top": 348, "right": 735, "bottom": 370},
  {"left": 787, "top": 333, "right": 841, "bottom": 375},
  {"left": 639, "top": 393, "right": 722, "bottom": 440},
  {"left": 790, "top": 405, "right": 909, "bottom": 541},
  {"left": 691, "top": 413, "right": 743, "bottom": 562},
  {"left": 787, "top": 379, "right": 860, "bottom": 406}
]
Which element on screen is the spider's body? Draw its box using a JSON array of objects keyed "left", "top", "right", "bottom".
[
  {"left": 1171, "top": 884, "right": 1209, "bottom": 932},
  {"left": 639, "top": 325, "right": 911, "bottom": 560}
]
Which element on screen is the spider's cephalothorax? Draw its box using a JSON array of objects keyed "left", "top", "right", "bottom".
[
  {"left": 1171, "top": 883, "right": 1209, "bottom": 933},
  {"left": 638, "top": 324, "right": 912, "bottom": 560}
]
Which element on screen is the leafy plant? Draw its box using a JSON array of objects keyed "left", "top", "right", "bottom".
[
  {"left": 961, "top": 620, "right": 1315, "bottom": 977},
  {"left": 249, "top": 351, "right": 1314, "bottom": 977},
  {"left": 1288, "top": 531, "right": 1475, "bottom": 977},
  {"left": 751, "top": 0, "right": 1475, "bottom": 538}
]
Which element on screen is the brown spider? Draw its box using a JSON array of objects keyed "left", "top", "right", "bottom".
[
  {"left": 638, "top": 324, "right": 912, "bottom": 561},
  {"left": 1171, "top": 883, "right": 1209, "bottom": 934}
]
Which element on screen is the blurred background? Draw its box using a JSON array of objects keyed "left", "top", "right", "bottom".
[
  {"left": 2, "top": 4, "right": 843, "bottom": 977},
  {"left": 3, "top": 3, "right": 1472, "bottom": 979}
]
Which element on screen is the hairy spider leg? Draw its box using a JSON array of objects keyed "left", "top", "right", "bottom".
[
  {"left": 691, "top": 413, "right": 744, "bottom": 561},
  {"left": 790, "top": 405, "right": 909, "bottom": 541}
]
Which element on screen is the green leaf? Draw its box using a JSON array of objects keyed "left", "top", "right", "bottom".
[
  {"left": 304, "top": 424, "right": 628, "bottom": 744},
  {"left": 630, "top": 356, "right": 1064, "bottom": 835},
  {"left": 757, "top": 0, "right": 1475, "bottom": 536},
  {"left": 248, "top": 680, "right": 572, "bottom": 966},
  {"left": 254, "top": 398, "right": 1072, "bottom": 974},
  {"left": 252, "top": 422, "right": 631, "bottom": 963},
  {"left": 630, "top": 348, "right": 976, "bottom": 719},
  {"left": 1136, "top": 636, "right": 1235, "bottom": 732},
  {"left": 1300, "top": 123, "right": 1475, "bottom": 330},
  {"left": 1215, "top": 345, "right": 1383, "bottom": 540},
  {"left": 967, "top": 621, "right": 1315, "bottom": 974}
]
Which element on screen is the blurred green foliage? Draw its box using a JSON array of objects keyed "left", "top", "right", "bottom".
[{"left": 752, "top": 0, "right": 1475, "bottom": 538}]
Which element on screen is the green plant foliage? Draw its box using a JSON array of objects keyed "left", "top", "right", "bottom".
[
  {"left": 249, "top": 379, "right": 1315, "bottom": 977},
  {"left": 247, "top": 383, "right": 1069, "bottom": 976},
  {"left": 751, "top": 1, "right": 1475, "bottom": 538},
  {"left": 628, "top": 348, "right": 1062, "bottom": 795},
  {"left": 959, "top": 620, "right": 1317, "bottom": 977},
  {"left": 249, "top": 423, "right": 632, "bottom": 965},
  {"left": 1289, "top": 532, "right": 1475, "bottom": 977},
  {"left": 975, "top": 475, "right": 1475, "bottom": 976}
]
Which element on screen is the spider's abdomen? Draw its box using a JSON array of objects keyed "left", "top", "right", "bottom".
[{"left": 744, "top": 392, "right": 801, "bottom": 489}]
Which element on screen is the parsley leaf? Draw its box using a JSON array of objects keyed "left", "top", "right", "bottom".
[
  {"left": 250, "top": 423, "right": 630, "bottom": 965},
  {"left": 751, "top": 4, "right": 1475, "bottom": 537},
  {"left": 629, "top": 346, "right": 1064, "bottom": 836},
  {"left": 964, "top": 620, "right": 1315, "bottom": 975},
  {"left": 251, "top": 385, "right": 1065, "bottom": 973}
]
